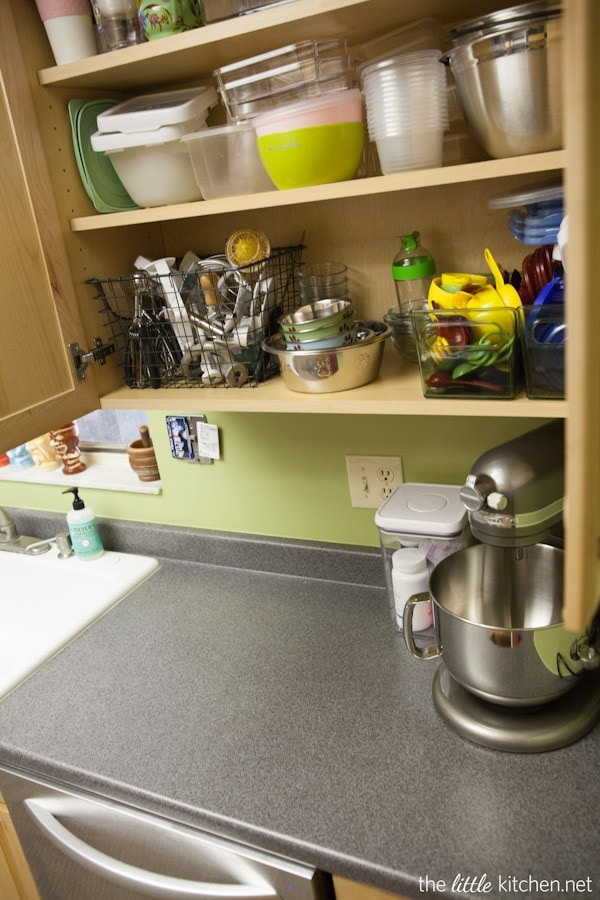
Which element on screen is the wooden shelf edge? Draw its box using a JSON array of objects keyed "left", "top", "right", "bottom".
[
  {"left": 98, "top": 356, "right": 567, "bottom": 417},
  {"left": 70, "top": 152, "right": 565, "bottom": 233}
]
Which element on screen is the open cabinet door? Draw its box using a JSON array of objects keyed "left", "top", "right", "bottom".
[
  {"left": 563, "top": 0, "right": 600, "bottom": 631},
  {"left": 0, "top": 11, "right": 100, "bottom": 454}
]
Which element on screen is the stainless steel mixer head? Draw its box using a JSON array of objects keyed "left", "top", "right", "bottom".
[{"left": 460, "top": 420, "right": 564, "bottom": 547}]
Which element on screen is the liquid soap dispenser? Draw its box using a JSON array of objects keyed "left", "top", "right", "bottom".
[{"left": 62, "top": 487, "right": 104, "bottom": 560}]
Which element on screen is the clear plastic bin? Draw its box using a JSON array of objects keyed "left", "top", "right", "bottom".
[
  {"left": 411, "top": 306, "right": 521, "bottom": 399},
  {"left": 519, "top": 303, "right": 565, "bottom": 399},
  {"left": 375, "top": 483, "right": 472, "bottom": 629},
  {"left": 182, "top": 123, "right": 274, "bottom": 199},
  {"left": 214, "top": 39, "right": 354, "bottom": 120}
]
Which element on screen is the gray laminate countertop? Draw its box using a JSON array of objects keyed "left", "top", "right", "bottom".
[{"left": 0, "top": 511, "right": 598, "bottom": 900}]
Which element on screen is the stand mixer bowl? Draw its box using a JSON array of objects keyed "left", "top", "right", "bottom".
[{"left": 404, "top": 543, "right": 587, "bottom": 707}]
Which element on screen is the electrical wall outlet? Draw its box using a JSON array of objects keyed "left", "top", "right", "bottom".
[{"left": 345, "top": 455, "right": 404, "bottom": 508}]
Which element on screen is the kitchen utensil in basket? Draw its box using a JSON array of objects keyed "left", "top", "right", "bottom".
[{"left": 87, "top": 244, "right": 304, "bottom": 388}]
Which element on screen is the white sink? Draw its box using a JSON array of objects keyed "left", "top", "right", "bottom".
[{"left": 0, "top": 546, "right": 159, "bottom": 699}]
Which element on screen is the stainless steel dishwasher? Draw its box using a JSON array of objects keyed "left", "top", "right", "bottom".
[{"left": 0, "top": 766, "right": 333, "bottom": 900}]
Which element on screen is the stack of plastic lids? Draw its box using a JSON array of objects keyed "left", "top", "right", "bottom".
[{"left": 489, "top": 181, "right": 564, "bottom": 246}]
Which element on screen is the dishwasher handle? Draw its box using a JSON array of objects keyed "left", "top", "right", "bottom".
[{"left": 25, "top": 798, "right": 279, "bottom": 900}]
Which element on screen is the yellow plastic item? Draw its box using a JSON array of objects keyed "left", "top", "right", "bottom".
[
  {"left": 466, "top": 287, "right": 516, "bottom": 341},
  {"left": 440, "top": 272, "right": 488, "bottom": 290},
  {"left": 484, "top": 248, "right": 522, "bottom": 309},
  {"left": 225, "top": 228, "right": 271, "bottom": 268}
]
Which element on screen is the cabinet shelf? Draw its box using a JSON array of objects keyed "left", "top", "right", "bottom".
[
  {"left": 99, "top": 349, "right": 566, "bottom": 417},
  {"left": 37, "top": 0, "right": 491, "bottom": 93},
  {"left": 70, "top": 151, "right": 565, "bottom": 232}
]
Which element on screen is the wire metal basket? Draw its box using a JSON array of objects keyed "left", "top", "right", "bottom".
[{"left": 87, "top": 244, "right": 305, "bottom": 389}]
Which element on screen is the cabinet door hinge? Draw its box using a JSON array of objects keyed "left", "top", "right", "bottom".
[{"left": 69, "top": 338, "right": 116, "bottom": 381}]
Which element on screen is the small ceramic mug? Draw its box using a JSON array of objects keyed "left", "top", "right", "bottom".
[{"left": 138, "top": 0, "right": 203, "bottom": 40}]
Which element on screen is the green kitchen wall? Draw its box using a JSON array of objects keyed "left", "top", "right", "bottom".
[{"left": 0, "top": 412, "right": 548, "bottom": 546}]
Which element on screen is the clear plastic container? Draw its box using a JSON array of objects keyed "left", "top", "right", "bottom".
[
  {"left": 182, "top": 123, "right": 274, "bottom": 200},
  {"left": 375, "top": 483, "right": 471, "bottom": 630},
  {"left": 355, "top": 17, "right": 446, "bottom": 63},
  {"left": 411, "top": 306, "right": 520, "bottom": 399},
  {"left": 214, "top": 39, "right": 355, "bottom": 121}
]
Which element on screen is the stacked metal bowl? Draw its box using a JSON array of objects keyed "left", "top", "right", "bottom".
[{"left": 262, "top": 299, "right": 391, "bottom": 393}]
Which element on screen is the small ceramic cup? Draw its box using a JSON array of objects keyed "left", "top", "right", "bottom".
[{"left": 35, "top": 0, "right": 98, "bottom": 64}]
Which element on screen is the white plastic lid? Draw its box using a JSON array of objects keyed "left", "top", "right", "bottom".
[
  {"left": 391, "top": 547, "right": 428, "bottom": 573},
  {"left": 375, "top": 482, "right": 468, "bottom": 536},
  {"left": 91, "top": 121, "right": 205, "bottom": 152},
  {"left": 96, "top": 87, "right": 218, "bottom": 134}
]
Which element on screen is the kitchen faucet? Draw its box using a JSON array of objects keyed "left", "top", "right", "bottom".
[{"left": 0, "top": 507, "right": 52, "bottom": 555}]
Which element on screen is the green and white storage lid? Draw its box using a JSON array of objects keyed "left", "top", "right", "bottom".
[{"left": 375, "top": 482, "right": 468, "bottom": 537}]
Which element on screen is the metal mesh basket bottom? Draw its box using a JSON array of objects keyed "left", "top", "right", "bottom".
[{"left": 87, "top": 245, "right": 304, "bottom": 389}]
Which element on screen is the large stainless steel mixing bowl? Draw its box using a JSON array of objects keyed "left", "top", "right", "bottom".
[
  {"left": 404, "top": 543, "right": 587, "bottom": 707},
  {"left": 262, "top": 320, "right": 390, "bottom": 393},
  {"left": 445, "top": 6, "right": 562, "bottom": 158}
]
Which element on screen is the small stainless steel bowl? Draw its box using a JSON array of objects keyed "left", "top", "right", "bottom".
[
  {"left": 262, "top": 320, "right": 391, "bottom": 393},
  {"left": 279, "top": 298, "right": 353, "bottom": 327}
]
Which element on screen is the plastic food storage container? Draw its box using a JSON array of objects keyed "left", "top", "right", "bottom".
[
  {"left": 214, "top": 38, "right": 354, "bottom": 120},
  {"left": 90, "top": 87, "right": 218, "bottom": 207},
  {"left": 95, "top": 87, "right": 218, "bottom": 134},
  {"left": 182, "top": 122, "right": 274, "bottom": 199},
  {"left": 375, "top": 482, "right": 471, "bottom": 629}
]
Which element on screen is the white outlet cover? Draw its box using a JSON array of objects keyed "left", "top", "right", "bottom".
[{"left": 346, "top": 455, "right": 404, "bottom": 509}]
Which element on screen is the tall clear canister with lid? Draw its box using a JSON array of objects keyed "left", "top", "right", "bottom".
[{"left": 375, "top": 482, "right": 472, "bottom": 630}]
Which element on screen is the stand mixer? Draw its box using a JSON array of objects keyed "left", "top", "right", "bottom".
[{"left": 404, "top": 421, "right": 600, "bottom": 752}]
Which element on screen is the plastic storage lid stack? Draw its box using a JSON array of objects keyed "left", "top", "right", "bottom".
[
  {"left": 214, "top": 38, "right": 355, "bottom": 121},
  {"left": 90, "top": 87, "right": 218, "bottom": 208},
  {"left": 360, "top": 49, "right": 448, "bottom": 173}
]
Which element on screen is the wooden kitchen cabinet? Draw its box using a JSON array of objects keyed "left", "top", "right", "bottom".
[
  {"left": 0, "top": 0, "right": 598, "bottom": 629},
  {"left": 0, "top": 792, "right": 40, "bottom": 900}
]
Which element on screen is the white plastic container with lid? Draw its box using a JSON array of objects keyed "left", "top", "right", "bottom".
[
  {"left": 391, "top": 547, "right": 431, "bottom": 632},
  {"left": 375, "top": 482, "right": 471, "bottom": 629},
  {"left": 95, "top": 87, "right": 218, "bottom": 134},
  {"left": 91, "top": 87, "right": 218, "bottom": 208}
]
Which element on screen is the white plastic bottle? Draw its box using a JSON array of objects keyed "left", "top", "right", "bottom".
[
  {"left": 62, "top": 487, "right": 104, "bottom": 561},
  {"left": 391, "top": 548, "right": 431, "bottom": 632}
]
